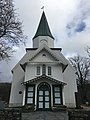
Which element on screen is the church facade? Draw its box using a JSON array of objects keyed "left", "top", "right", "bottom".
[{"left": 9, "top": 11, "right": 77, "bottom": 110}]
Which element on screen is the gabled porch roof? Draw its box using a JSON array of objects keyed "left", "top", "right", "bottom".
[{"left": 22, "top": 75, "right": 67, "bottom": 85}]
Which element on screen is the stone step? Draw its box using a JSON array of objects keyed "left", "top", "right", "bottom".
[{"left": 22, "top": 111, "right": 68, "bottom": 120}]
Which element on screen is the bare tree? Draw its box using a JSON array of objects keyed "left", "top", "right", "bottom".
[
  {"left": 87, "top": 46, "right": 90, "bottom": 58},
  {"left": 69, "top": 55, "right": 90, "bottom": 103},
  {"left": 0, "top": 0, "right": 26, "bottom": 60}
]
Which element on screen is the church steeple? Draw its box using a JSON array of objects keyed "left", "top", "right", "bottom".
[
  {"left": 33, "top": 11, "right": 54, "bottom": 48},
  {"left": 33, "top": 11, "right": 54, "bottom": 39}
]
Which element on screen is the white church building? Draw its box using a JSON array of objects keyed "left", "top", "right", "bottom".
[{"left": 9, "top": 11, "right": 77, "bottom": 110}]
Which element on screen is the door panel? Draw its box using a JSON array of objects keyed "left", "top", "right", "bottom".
[
  {"left": 39, "top": 91, "right": 43, "bottom": 95},
  {"left": 39, "top": 102, "right": 43, "bottom": 108},
  {"left": 45, "top": 102, "right": 49, "bottom": 108},
  {"left": 45, "top": 97, "right": 49, "bottom": 101},
  {"left": 45, "top": 91, "right": 49, "bottom": 95},
  {"left": 39, "top": 97, "right": 43, "bottom": 101}
]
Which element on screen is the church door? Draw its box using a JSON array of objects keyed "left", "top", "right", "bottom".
[{"left": 37, "top": 82, "right": 51, "bottom": 110}]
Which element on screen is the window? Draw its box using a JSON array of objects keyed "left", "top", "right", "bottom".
[
  {"left": 53, "top": 85, "right": 62, "bottom": 105},
  {"left": 42, "top": 64, "right": 46, "bottom": 75},
  {"left": 48, "top": 66, "right": 51, "bottom": 75},
  {"left": 26, "top": 85, "right": 35, "bottom": 105},
  {"left": 37, "top": 66, "right": 40, "bottom": 75},
  {"left": 42, "top": 54, "right": 46, "bottom": 56}
]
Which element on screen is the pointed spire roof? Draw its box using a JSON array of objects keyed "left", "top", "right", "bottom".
[{"left": 33, "top": 11, "right": 54, "bottom": 39}]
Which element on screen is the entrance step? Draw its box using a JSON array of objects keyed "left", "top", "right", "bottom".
[{"left": 22, "top": 111, "right": 68, "bottom": 120}]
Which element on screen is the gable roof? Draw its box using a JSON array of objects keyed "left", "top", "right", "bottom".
[
  {"left": 33, "top": 11, "right": 54, "bottom": 39},
  {"left": 19, "top": 44, "right": 68, "bottom": 72},
  {"left": 22, "top": 75, "right": 67, "bottom": 85},
  {"left": 29, "top": 44, "right": 67, "bottom": 66},
  {"left": 12, "top": 44, "right": 75, "bottom": 73}
]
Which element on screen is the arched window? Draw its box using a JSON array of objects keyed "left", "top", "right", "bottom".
[
  {"left": 37, "top": 66, "right": 40, "bottom": 75},
  {"left": 42, "top": 64, "right": 46, "bottom": 75},
  {"left": 48, "top": 66, "right": 51, "bottom": 75}
]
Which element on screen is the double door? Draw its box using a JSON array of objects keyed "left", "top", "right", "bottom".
[{"left": 37, "top": 83, "right": 51, "bottom": 110}]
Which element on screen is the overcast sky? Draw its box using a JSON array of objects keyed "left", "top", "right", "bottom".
[{"left": 0, "top": 0, "right": 90, "bottom": 82}]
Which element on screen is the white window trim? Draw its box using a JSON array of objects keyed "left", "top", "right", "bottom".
[
  {"left": 48, "top": 66, "right": 52, "bottom": 75},
  {"left": 36, "top": 66, "right": 41, "bottom": 76}
]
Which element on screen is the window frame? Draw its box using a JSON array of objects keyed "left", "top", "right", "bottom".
[
  {"left": 48, "top": 66, "right": 52, "bottom": 75},
  {"left": 42, "top": 64, "right": 46, "bottom": 75},
  {"left": 52, "top": 85, "right": 63, "bottom": 106},
  {"left": 37, "top": 66, "right": 40, "bottom": 75},
  {"left": 25, "top": 84, "right": 35, "bottom": 105}
]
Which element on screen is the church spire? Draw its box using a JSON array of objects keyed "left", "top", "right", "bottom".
[{"left": 33, "top": 11, "right": 54, "bottom": 39}]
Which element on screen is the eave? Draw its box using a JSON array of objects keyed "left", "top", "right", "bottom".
[{"left": 22, "top": 75, "right": 67, "bottom": 86}]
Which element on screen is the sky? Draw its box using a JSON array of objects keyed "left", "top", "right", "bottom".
[{"left": 0, "top": 0, "right": 90, "bottom": 82}]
